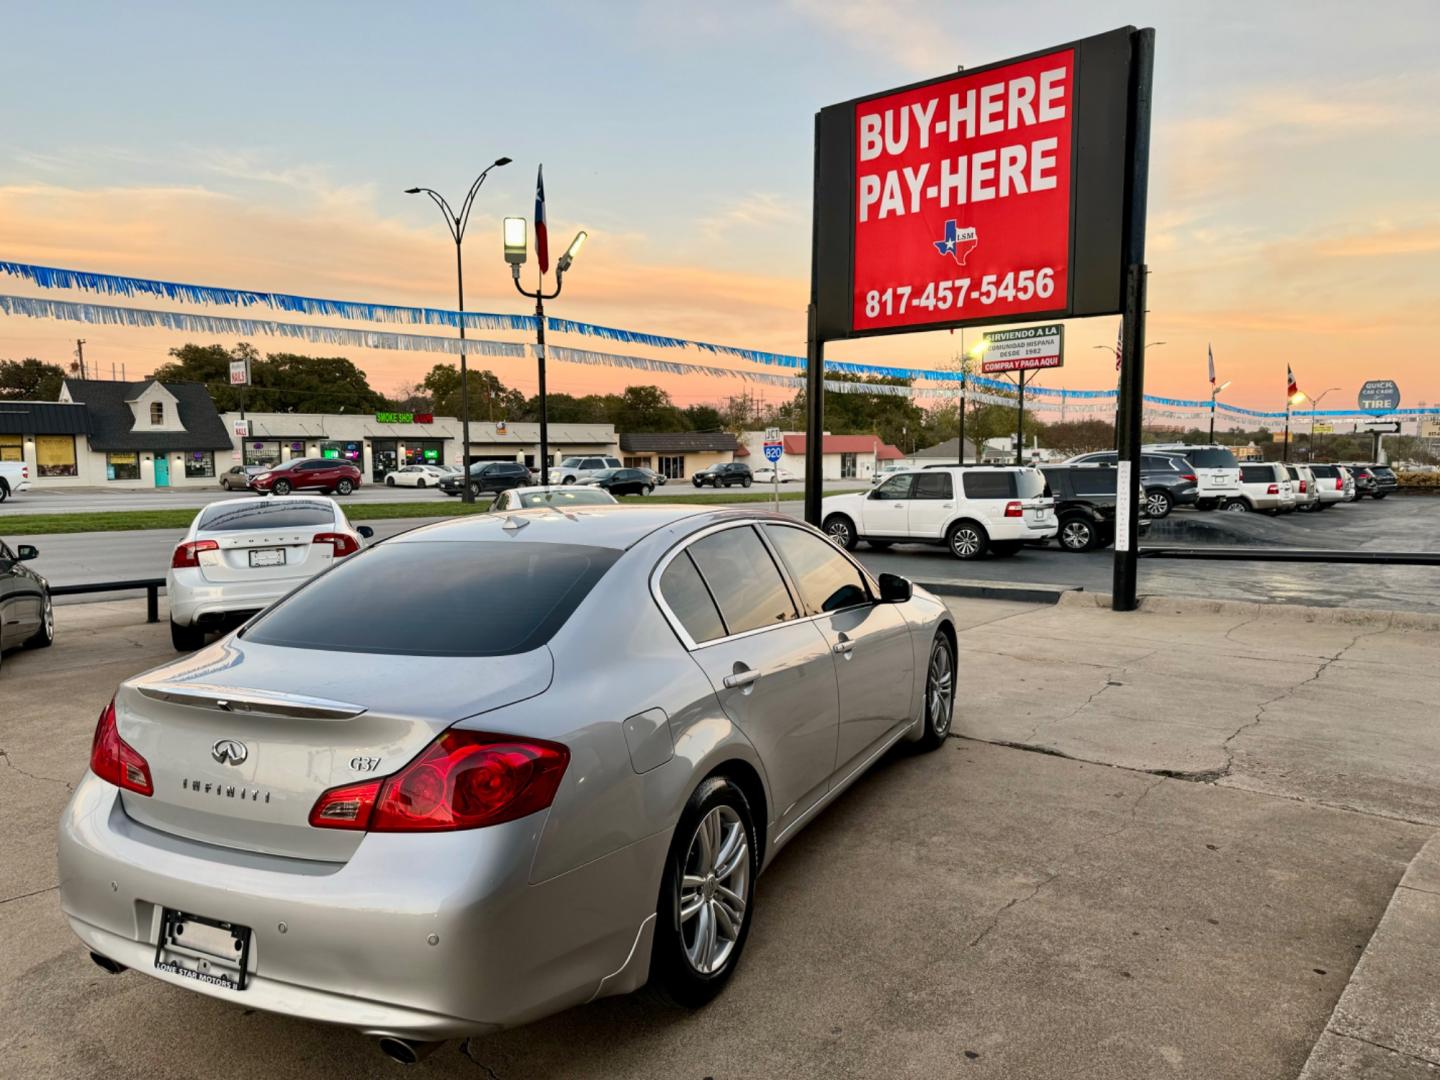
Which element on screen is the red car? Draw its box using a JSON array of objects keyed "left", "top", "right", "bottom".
[{"left": 249, "top": 457, "right": 362, "bottom": 496}]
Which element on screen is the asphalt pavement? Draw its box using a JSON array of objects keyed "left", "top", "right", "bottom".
[{"left": 4, "top": 595, "right": 1438, "bottom": 1078}]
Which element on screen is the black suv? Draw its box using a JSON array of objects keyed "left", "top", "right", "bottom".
[
  {"left": 1062, "top": 450, "right": 1198, "bottom": 518},
  {"left": 1342, "top": 464, "right": 1380, "bottom": 498},
  {"left": 438, "top": 460, "right": 532, "bottom": 498},
  {"left": 1040, "top": 466, "right": 1151, "bottom": 552},
  {"left": 692, "top": 462, "right": 753, "bottom": 488},
  {"left": 1355, "top": 463, "right": 1398, "bottom": 498}
]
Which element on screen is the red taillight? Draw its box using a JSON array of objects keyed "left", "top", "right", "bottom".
[
  {"left": 1336, "top": 478, "right": 1344, "bottom": 490},
  {"left": 1180, "top": 473, "right": 1197, "bottom": 483},
  {"left": 171, "top": 539, "right": 219, "bottom": 569},
  {"left": 309, "top": 731, "right": 569, "bottom": 832},
  {"left": 89, "top": 698, "right": 153, "bottom": 796},
  {"left": 1004, "top": 501, "right": 1023, "bottom": 518},
  {"left": 1299, "top": 480, "right": 1307, "bottom": 493},
  {"left": 1267, "top": 484, "right": 1279, "bottom": 495},
  {"left": 21, "top": 466, "right": 28, "bottom": 479},
  {"left": 313, "top": 532, "right": 360, "bottom": 557}
]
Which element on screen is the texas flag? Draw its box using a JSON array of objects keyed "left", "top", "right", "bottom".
[
  {"left": 1208, "top": 344, "right": 1215, "bottom": 386},
  {"left": 534, "top": 165, "right": 549, "bottom": 274},
  {"left": 1287, "top": 364, "right": 1299, "bottom": 400}
]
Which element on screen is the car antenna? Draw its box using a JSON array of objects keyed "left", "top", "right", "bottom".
[{"left": 500, "top": 515, "right": 530, "bottom": 532}]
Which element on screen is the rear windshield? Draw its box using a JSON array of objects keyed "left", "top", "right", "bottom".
[
  {"left": 1016, "top": 470, "right": 1048, "bottom": 499},
  {"left": 1309, "top": 464, "right": 1338, "bottom": 477},
  {"left": 516, "top": 489, "right": 613, "bottom": 507},
  {"left": 244, "top": 541, "right": 620, "bottom": 656},
  {"left": 1182, "top": 448, "right": 1240, "bottom": 469},
  {"left": 198, "top": 500, "right": 335, "bottom": 533},
  {"left": 1371, "top": 466, "right": 1396, "bottom": 478}
]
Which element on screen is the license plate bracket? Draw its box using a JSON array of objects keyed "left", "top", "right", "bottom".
[
  {"left": 154, "top": 908, "right": 251, "bottom": 990},
  {"left": 249, "top": 547, "right": 285, "bottom": 568}
]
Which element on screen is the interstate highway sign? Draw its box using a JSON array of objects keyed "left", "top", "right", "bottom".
[{"left": 763, "top": 442, "right": 784, "bottom": 463}]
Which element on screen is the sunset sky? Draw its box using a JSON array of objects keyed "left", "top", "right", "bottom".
[{"left": 2, "top": 0, "right": 1438, "bottom": 421}]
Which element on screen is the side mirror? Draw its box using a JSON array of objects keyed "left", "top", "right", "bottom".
[
  {"left": 877, "top": 572, "right": 912, "bottom": 604},
  {"left": 357, "top": 526, "right": 374, "bottom": 540},
  {"left": 16, "top": 544, "right": 39, "bottom": 561}
]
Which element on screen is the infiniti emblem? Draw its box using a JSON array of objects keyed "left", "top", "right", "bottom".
[{"left": 211, "top": 739, "right": 248, "bottom": 766}]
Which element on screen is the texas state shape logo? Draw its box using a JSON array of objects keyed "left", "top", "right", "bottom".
[{"left": 933, "top": 220, "right": 979, "bottom": 266}]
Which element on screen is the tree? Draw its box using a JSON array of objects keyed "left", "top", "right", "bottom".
[
  {"left": 776, "top": 375, "right": 928, "bottom": 449},
  {"left": 1045, "top": 419, "right": 1115, "bottom": 455},
  {"left": 682, "top": 404, "right": 724, "bottom": 431},
  {"left": 611, "top": 385, "right": 686, "bottom": 432},
  {"left": 0, "top": 357, "right": 66, "bottom": 401},
  {"left": 150, "top": 343, "right": 388, "bottom": 413},
  {"left": 419, "top": 363, "right": 526, "bottom": 421}
]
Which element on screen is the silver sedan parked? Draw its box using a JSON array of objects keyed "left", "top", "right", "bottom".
[{"left": 57, "top": 507, "right": 956, "bottom": 1062}]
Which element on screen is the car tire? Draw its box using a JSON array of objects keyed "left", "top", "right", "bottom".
[
  {"left": 649, "top": 776, "right": 758, "bottom": 1009},
  {"left": 470, "top": 482, "right": 482, "bottom": 497},
  {"left": 912, "top": 632, "right": 956, "bottom": 752},
  {"left": 25, "top": 594, "right": 55, "bottom": 649},
  {"left": 219, "top": 479, "right": 229, "bottom": 491},
  {"left": 416, "top": 479, "right": 426, "bottom": 488},
  {"left": 741, "top": 477, "right": 752, "bottom": 488},
  {"left": 1144, "top": 490, "right": 1173, "bottom": 518},
  {"left": 1196, "top": 499, "right": 1216, "bottom": 512},
  {"left": 270, "top": 480, "right": 290, "bottom": 496},
  {"left": 1225, "top": 500, "right": 1250, "bottom": 513},
  {"left": 0, "top": 481, "right": 10, "bottom": 503},
  {"left": 170, "top": 618, "right": 205, "bottom": 652},
  {"left": 563, "top": 476, "right": 575, "bottom": 485},
  {"left": 1058, "top": 516, "right": 1097, "bottom": 552},
  {"left": 646, "top": 485, "right": 655, "bottom": 495},
  {"left": 823, "top": 514, "right": 858, "bottom": 551},
  {"left": 1373, "top": 492, "right": 1388, "bottom": 500},
  {"left": 990, "top": 540, "right": 1023, "bottom": 557},
  {"left": 867, "top": 540, "right": 893, "bottom": 551},
  {"left": 386, "top": 476, "right": 395, "bottom": 487},
  {"left": 947, "top": 520, "right": 989, "bottom": 559},
  {"left": 336, "top": 479, "right": 354, "bottom": 495}
]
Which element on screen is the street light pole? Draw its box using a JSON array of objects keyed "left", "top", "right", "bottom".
[
  {"left": 505, "top": 217, "right": 587, "bottom": 487},
  {"left": 1308, "top": 387, "right": 1341, "bottom": 462},
  {"left": 405, "top": 157, "right": 511, "bottom": 501}
]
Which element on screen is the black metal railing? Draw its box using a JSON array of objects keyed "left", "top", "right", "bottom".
[
  {"left": 50, "top": 578, "right": 165, "bottom": 623},
  {"left": 1138, "top": 546, "right": 1440, "bottom": 567}
]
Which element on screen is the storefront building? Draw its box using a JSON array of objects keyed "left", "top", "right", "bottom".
[{"left": 618, "top": 432, "right": 741, "bottom": 480}]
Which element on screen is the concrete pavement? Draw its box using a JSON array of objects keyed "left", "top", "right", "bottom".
[{"left": 3, "top": 594, "right": 1438, "bottom": 1077}]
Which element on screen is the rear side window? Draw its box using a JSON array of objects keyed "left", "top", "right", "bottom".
[
  {"left": 659, "top": 552, "right": 727, "bottom": 644},
  {"left": 1310, "top": 464, "right": 1337, "bottom": 477},
  {"left": 963, "top": 472, "right": 1016, "bottom": 499},
  {"left": 1070, "top": 470, "right": 1115, "bottom": 497},
  {"left": 914, "top": 472, "right": 953, "bottom": 499},
  {"left": 1142, "top": 456, "right": 1174, "bottom": 471},
  {"left": 198, "top": 500, "right": 335, "bottom": 533},
  {"left": 1185, "top": 448, "right": 1240, "bottom": 469},
  {"left": 764, "top": 525, "right": 870, "bottom": 613},
  {"left": 1240, "top": 465, "right": 1274, "bottom": 483},
  {"left": 686, "top": 527, "right": 797, "bottom": 636},
  {"left": 244, "top": 541, "right": 620, "bottom": 656}
]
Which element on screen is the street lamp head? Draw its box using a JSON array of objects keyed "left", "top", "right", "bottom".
[
  {"left": 968, "top": 338, "right": 989, "bottom": 358},
  {"left": 1216, "top": 380, "right": 1232, "bottom": 393},
  {"left": 404, "top": 187, "right": 423, "bottom": 194},
  {"left": 557, "top": 230, "right": 587, "bottom": 273},
  {"left": 503, "top": 217, "right": 528, "bottom": 265},
  {"left": 1289, "top": 390, "right": 1308, "bottom": 405},
  {"left": 494, "top": 157, "right": 513, "bottom": 167}
]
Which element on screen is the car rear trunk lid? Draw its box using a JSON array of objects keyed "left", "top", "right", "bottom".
[{"left": 115, "top": 642, "right": 554, "bottom": 861}]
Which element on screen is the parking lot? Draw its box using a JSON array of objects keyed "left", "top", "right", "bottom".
[{"left": 4, "top": 594, "right": 1438, "bottom": 1078}]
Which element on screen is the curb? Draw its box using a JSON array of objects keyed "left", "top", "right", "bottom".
[
  {"left": 916, "top": 579, "right": 1079, "bottom": 605},
  {"left": 1298, "top": 834, "right": 1440, "bottom": 1077},
  {"left": 1054, "top": 590, "right": 1440, "bottom": 630}
]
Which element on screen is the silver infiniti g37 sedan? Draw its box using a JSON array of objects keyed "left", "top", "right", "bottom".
[{"left": 58, "top": 506, "right": 956, "bottom": 1062}]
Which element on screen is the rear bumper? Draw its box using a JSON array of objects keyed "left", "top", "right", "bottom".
[
  {"left": 58, "top": 774, "right": 667, "bottom": 1039},
  {"left": 165, "top": 572, "right": 305, "bottom": 626}
]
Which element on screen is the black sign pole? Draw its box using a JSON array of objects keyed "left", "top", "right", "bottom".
[
  {"left": 1112, "top": 28, "right": 1155, "bottom": 612},
  {"left": 1014, "top": 370, "right": 1026, "bottom": 465},
  {"left": 804, "top": 108, "right": 826, "bottom": 528}
]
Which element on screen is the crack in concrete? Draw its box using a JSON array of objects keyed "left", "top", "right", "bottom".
[
  {"left": 460, "top": 1039, "right": 503, "bottom": 1079},
  {"left": 1326, "top": 1029, "right": 1440, "bottom": 1070},
  {"left": 966, "top": 775, "right": 1165, "bottom": 949},
  {"left": 1015, "top": 649, "right": 1161, "bottom": 745},
  {"left": 0, "top": 884, "right": 58, "bottom": 906},
  {"left": 0, "top": 748, "right": 75, "bottom": 792}
]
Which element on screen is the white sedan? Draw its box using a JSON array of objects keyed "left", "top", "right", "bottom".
[
  {"left": 165, "top": 496, "right": 372, "bottom": 652},
  {"left": 383, "top": 464, "right": 450, "bottom": 488},
  {"left": 490, "top": 485, "right": 619, "bottom": 512},
  {"left": 752, "top": 465, "right": 799, "bottom": 483}
]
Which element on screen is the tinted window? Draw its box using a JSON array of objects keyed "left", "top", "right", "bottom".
[
  {"left": 517, "top": 489, "right": 613, "bottom": 508},
  {"left": 765, "top": 526, "right": 869, "bottom": 614},
  {"left": 687, "top": 527, "right": 797, "bottom": 635},
  {"left": 871, "top": 474, "right": 915, "bottom": 500},
  {"left": 245, "top": 542, "right": 620, "bottom": 656},
  {"left": 1070, "top": 470, "right": 1116, "bottom": 497},
  {"left": 1310, "top": 465, "right": 1337, "bottom": 477},
  {"left": 197, "top": 499, "right": 336, "bottom": 533},
  {"left": 964, "top": 471, "right": 1016, "bottom": 499},
  {"left": 914, "top": 472, "right": 953, "bottom": 499},
  {"left": 1183, "top": 448, "right": 1240, "bottom": 468},
  {"left": 1372, "top": 467, "right": 1396, "bottom": 478},
  {"left": 658, "top": 552, "right": 727, "bottom": 644},
  {"left": 1240, "top": 465, "right": 1274, "bottom": 483},
  {"left": 1142, "top": 456, "right": 1175, "bottom": 471}
]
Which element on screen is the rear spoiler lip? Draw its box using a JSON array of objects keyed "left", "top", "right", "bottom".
[{"left": 134, "top": 682, "right": 368, "bottom": 721}]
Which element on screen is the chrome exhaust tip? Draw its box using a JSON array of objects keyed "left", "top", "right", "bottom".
[
  {"left": 376, "top": 1037, "right": 443, "bottom": 1066},
  {"left": 89, "top": 951, "right": 126, "bottom": 975}
]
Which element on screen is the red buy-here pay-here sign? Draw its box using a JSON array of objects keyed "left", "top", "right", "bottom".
[{"left": 852, "top": 48, "right": 1075, "bottom": 332}]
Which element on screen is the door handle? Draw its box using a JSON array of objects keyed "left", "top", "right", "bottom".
[
  {"left": 723, "top": 668, "right": 761, "bottom": 689},
  {"left": 832, "top": 638, "right": 855, "bottom": 656}
]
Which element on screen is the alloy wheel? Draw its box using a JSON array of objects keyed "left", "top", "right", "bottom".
[
  {"left": 950, "top": 526, "right": 982, "bottom": 558},
  {"left": 927, "top": 639, "right": 954, "bottom": 738},
  {"left": 680, "top": 806, "right": 749, "bottom": 975},
  {"left": 1145, "top": 492, "right": 1171, "bottom": 517},
  {"left": 1061, "top": 520, "right": 1093, "bottom": 551},
  {"left": 826, "top": 519, "right": 852, "bottom": 548},
  {"left": 1226, "top": 501, "right": 1249, "bottom": 512}
]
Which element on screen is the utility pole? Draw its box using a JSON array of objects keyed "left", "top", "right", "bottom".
[{"left": 75, "top": 339, "right": 87, "bottom": 380}]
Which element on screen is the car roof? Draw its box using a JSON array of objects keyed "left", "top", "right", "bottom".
[{"left": 388, "top": 504, "right": 778, "bottom": 550}]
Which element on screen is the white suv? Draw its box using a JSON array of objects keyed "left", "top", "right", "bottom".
[
  {"left": 1149, "top": 443, "right": 1243, "bottom": 510},
  {"left": 551, "top": 455, "right": 622, "bottom": 484},
  {"left": 1231, "top": 462, "right": 1296, "bottom": 514},
  {"left": 820, "top": 466, "right": 1057, "bottom": 559}
]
